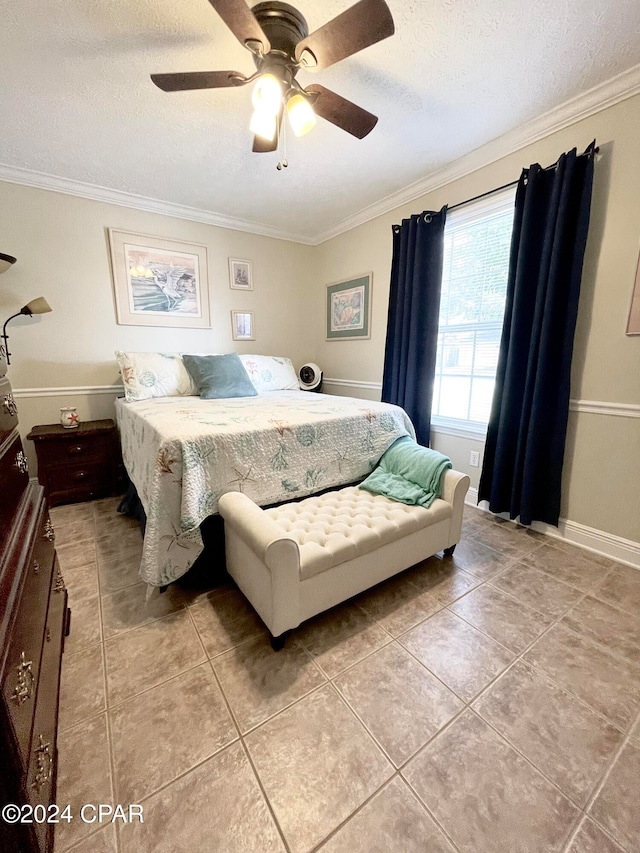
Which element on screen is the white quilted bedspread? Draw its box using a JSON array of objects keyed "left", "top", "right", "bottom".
[{"left": 115, "top": 391, "right": 415, "bottom": 586}]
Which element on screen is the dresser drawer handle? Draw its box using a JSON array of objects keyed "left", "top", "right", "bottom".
[
  {"left": 15, "top": 450, "right": 28, "bottom": 475},
  {"left": 31, "top": 735, "right": 52, "bottom": 791},
  {"left": 70, "top": 444, "right": 85, "bottom": 455},
  {"left": 11, "top": 652, "right": 35, "bottom": 705},
  {"left": 2, "top": 394, "right": 17, "bottom": 417},
  {"left": 75, "top": 470, "right": 88, "bottom": 481},
  {"left": 54, "top": 565, "right": 66, "bottom": 593},
  {"left": 44, "top": 518, "right": 55, "bottom": 541},
  {"left": 46, "top": 628, "right": 52, "bottom": 642},
  {"left": 33, "top": 559, "right": 40, "bottom": 574}
]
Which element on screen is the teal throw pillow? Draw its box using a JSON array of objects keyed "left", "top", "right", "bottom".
[{"left": 182, "top": 353, "right": 257, "bottom": 399}]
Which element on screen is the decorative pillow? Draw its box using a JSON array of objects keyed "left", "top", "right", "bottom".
[
  {"left": 116, "top": 351, "right": 198, "bottom": 402},
  {"left": 239, "top": 354, "right": 299, "bottom": 392},
  {"left": 182, "top": 353, "right": 257, "bottom": 399}
]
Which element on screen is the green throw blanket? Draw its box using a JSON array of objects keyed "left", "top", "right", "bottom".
[{"left": 359, "top": 436, "right": 452, "bottom": 508}]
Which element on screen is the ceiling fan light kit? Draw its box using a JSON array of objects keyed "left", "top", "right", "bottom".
[{"left": 151, "top": 0, "right": 395, "bottom": 158}]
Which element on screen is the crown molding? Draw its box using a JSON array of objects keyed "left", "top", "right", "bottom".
[
  {"left": 1, "top": 62, "right": 639, "bottom": 247},
  {"left": 0, "top": 163, "right": 315, "bottom": 246},
  {"left": 314, "top": 62, "right": 640, "bottom": 244}
]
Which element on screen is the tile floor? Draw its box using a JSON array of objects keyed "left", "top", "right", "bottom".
[{"left": 50, "top": 497, "right": 640, "bottom": 853}]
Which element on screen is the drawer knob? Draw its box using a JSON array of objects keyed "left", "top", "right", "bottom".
[
  {"left": 44, "top": 518, "right": 55, "bottom": 541},
  {"left": 71, "top": 444, "right": 85, "bottom": 454},
  {"left": 46, "top": 628, "right": 52, "bottom": 642},
  {"left": 75, "top": 470, "right": 87, "bottom": 480},
  {"left": 2, "top": 394, "right": 17, "bottom": 417},
  {"left": 32, "top": 735, "right": 52, "bottom": 791},
  {"left": 54, "top": 565, "right": 66, "bottom": 593},
  {"left": 11, "top": 652, "right": 34, "bottom": 705},
  {"left": 33, "top": 559, "right": 40, "bottom": 574},
  {"left": 15, "top": 450, "right": 28, "bottom": 475}
]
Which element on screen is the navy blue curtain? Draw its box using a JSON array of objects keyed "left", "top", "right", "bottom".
[
  {"left": 478, "top": 143, "right": 596, "bottom": 526},
  {"left": 381, "top": 206, "right": 447, "bottom": 446}
]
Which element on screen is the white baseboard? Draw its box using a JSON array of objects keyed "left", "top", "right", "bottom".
[{"left": 465, "top": 487, "right": 640, "bottom": 569}]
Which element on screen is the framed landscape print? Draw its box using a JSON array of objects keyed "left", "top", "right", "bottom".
[
  {"left": 231, "top": 310, "right": 255, "bottom": 341},
  {"left": 108, "top": 229, "right": 210, "bottom": 328},
  {"left": 627, "top": 250, "right": 640, "bottom": 335},
  {"left": 326, "top": 273, "right": 372, "bottom": 340},
  {"left": 229, "top": 258, "right": 253, "bottom": 290}
]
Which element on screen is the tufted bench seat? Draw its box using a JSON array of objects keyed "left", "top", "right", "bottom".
[{"left": 218, "top": 469, "right": 470, "bottom": 649}]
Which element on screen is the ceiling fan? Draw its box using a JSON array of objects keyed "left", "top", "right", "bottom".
[{"left": 151, "top": 0, "right": 395, "bottom": 152}]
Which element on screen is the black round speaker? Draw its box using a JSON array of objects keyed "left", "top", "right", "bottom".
[{"left": 299, "top": 363, "right": 323, "bottom": 392}]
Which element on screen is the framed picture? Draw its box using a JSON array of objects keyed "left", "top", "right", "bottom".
[
  {"left": 231, "top": 310, "right": 255, "bottom": 341},
  {"left": 229, "top": 258, "right": 253, "bottom": 290},
  {"left": 626, "top": 250, "right": 640, "bottom": 335},
  {"left": 326, "top": 273, "right": 372, "bottom": 340},
  {"left": 108, "top": 229, "right": 210, "bottom": 328}
]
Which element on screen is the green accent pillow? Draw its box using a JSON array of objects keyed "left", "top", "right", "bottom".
[{"left": 182, "top": 353, "right": 258, "bottom": 399}]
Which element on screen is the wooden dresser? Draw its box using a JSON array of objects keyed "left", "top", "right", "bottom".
[{"left": 0, "top": 354, "right": 69, "bottom": 853}]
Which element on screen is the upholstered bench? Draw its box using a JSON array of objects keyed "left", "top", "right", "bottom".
[{"left": 218, "top": 469, "right": 470, "bottom": 649}]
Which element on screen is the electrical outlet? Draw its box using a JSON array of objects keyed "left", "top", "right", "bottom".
[{"left": 469, "top": 451, "right": 480, "bottom": 468}]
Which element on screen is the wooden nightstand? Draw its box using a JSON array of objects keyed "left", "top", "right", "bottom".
[{"left": 27, "top": 419, "right": 121, "bottom": 507}]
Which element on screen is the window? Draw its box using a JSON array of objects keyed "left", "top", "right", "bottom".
[{"left": 432, "top": 188, "right": 516, "bottom": 437}]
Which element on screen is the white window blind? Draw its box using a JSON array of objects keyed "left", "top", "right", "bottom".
[{"left": 432, "top": 188, "right": 516, "bottom": 436}]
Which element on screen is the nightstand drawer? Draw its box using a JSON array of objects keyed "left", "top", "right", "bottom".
[
  {"left": 47, "top": 461, "right": 105, "bottom": 494},
  {"left": 38, "top": 435, "right": 108, "bottom": 468}
]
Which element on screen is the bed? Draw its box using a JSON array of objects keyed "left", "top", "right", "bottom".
[{"left": 115, "top": 389, "right": 415, "bottom": 587}]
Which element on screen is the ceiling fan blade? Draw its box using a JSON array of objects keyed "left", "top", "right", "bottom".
[
  {"left": 208, "top": 0, "right": 270, "bottom": 54},
  {"left": 295, "top": 0, "right": 394, "bottom": 71},
  {"left": 306, "top": 84, "right": 378, "bottom": 138},
  {"left": 151, "top": 71, "right": 248, "bottom": 91}
]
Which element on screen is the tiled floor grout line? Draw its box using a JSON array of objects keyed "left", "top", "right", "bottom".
[{"left": 93, "top": 507, "right": 123, "bottom": 853}]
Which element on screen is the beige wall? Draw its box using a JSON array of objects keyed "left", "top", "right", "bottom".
[
  {"left": 312, "top": 94, "right": 640, "bottom": 543},
  {"left": 2, "top": 94, "right": 639, "bottom": 546},
  {"left": 0, "top": 182, "right": 314, "bottom": 470}
]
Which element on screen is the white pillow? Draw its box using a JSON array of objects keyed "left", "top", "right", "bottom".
[
  {"left": 238, "top": 355, "right": 299, "bottom": 392},
  {"left": 116, "top": 351, "right": 198, "bottom": 402}
]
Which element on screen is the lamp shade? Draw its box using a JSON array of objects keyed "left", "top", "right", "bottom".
[
  {"left": 287, "top": 94, "right": 316, "bottom": 137},
  {"left": 0, "top": 253, "right": 17, "bottom": 275},
  {"left": 23, "top": 297, "right": 52, "bottom": 315}
]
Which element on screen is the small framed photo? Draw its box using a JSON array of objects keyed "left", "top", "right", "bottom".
[
  {"left": 229, "top": 258, "right": 253, "bottom": 290},
  {"left": 108, "top": 229, "right": 210, "bottom": 328},
  {"left": 326, "top": 273, "right": 372, "bottom": 340},
  {"left": 231, "top": 310, "right": 255, "bottom": 341}
]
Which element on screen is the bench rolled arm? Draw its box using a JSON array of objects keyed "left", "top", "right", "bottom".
[{"left": 218, "top": 491, "right": 300, "bottom": 571}]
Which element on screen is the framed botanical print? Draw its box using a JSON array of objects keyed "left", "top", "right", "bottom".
[
  {"left": 108, "top": 229, "right": 210, "bottom": 328},
  {"left": 326, "top": 273, "right": 372, "bottom": 340}
]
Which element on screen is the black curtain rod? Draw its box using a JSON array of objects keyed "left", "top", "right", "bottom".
[{"left": 446, "top": 142, "right": 598, "bottom": 215}]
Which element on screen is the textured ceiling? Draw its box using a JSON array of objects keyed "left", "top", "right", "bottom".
[{"left": 2, "top": 0, "right": 640, "bottom": 242}]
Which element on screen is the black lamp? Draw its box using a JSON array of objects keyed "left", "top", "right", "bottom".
[{"left": 0, "top": 255, "right": 53, "bottom": 365}]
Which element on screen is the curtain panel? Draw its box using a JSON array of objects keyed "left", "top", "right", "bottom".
[
  {"left": 478, "top": 143, "right": 596, "bottom": 526},
  {"left": 381, "top": 206, "right": 447, "bottom": 446}
]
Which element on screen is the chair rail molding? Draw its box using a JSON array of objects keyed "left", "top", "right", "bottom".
[{"left": 13, "top": 385, "right": 124, "bottom": 398}]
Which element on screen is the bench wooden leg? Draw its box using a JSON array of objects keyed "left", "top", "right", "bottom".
[
  {"left": 443, "top": 545, "right": 456, "bottom": 557},
  {"left": 270, "top": 633, "right": 287, "bottom": 651}
]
